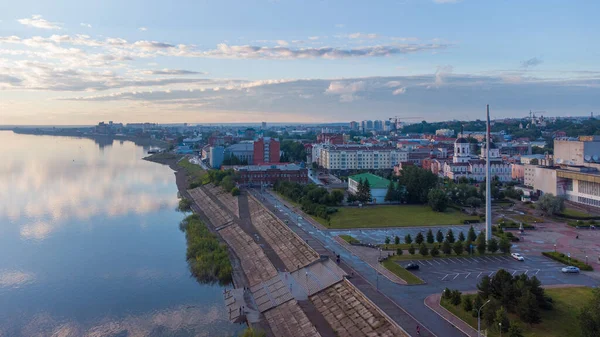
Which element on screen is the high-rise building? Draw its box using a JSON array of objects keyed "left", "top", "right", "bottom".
[
  {"left": 261, "top": 122, "right": 267, "bottom": 129},
  {"left": 253, "top": 137, "right": 281, "bottom": 164},
  {"left": 373, "top": 120, "right": 383, "bottom": 131},
  {"left": 349, "top": 121, "right": 359, "bottom": 131}
]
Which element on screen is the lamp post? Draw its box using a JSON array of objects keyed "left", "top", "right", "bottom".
[
  {"left": 554, "top": 244, "right": 556, "bottom": 252},
  {"left": 377, "top": 248, "right": 382, "bottom": 290},
  {"left": 478, "top": 299, "right": 491, "bottom": 337},
  {"left": 499, "top": 322, "right": 502, "bottom": 337}
]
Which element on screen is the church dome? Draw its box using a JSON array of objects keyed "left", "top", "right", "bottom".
[{"left": 455, "top": 137, "right": 469, "bottom": 144}]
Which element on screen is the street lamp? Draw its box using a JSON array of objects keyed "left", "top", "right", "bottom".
[
  {"left": 554, "top": 244, "right": 556, "bottom": 252},
  {"left": 478, "top": 299, "right": 491, "bottom": 337},
  {"left": 499, "top": 322, "right": 502, "bottom": 337}
]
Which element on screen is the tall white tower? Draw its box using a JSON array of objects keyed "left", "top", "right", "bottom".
[
  {"left": 485, "top": 105, "right": 492, "bottom": 240},
  {"left": 453, "top": 126, "right": 471, "bottom": 163}
]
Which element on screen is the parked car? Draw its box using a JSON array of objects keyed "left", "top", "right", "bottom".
[
  {"left": 561, "top": 266, "right": 580, "bottom": 273},
  {"left": 405, "top": 263, "right": 419, "bottom": 270},
  {"left": 511, "top": 253, "right": 525, "bottom": 261}
]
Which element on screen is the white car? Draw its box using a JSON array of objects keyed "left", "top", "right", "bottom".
[
  {"left": 561, "top": 266, "right": 580, "bottom": 273},
  {"left": 511, "top": 253, "right": 525, "bottom": 261}
]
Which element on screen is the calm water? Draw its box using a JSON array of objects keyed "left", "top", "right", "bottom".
[{"left": 0, "top": 131, "right": 241, "bottom": 337}]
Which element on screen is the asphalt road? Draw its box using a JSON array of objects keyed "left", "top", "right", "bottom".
[{"left": 252, "top": 188, "right": 600, "bottom": 337}]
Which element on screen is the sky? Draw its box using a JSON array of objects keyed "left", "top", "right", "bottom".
[{"left": 0, "top": 0, "right": 599, "bottom": 125}]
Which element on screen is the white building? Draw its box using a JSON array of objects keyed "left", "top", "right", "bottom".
[
  {"left": 441, "top": 138, "right": 512, "bottom": 182},
  {"left": 312, "top": 144, "right": 408, "bottom": 170},
  {"left": 554, "top": 136, "right": 600, "bottom": 166},
  {"left": 435, "top": 129, "right": 455, "bottom": 137}
]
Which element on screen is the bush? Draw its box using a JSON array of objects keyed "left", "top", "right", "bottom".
[
  {"left": 431, "top": 246, "right": 440, "bottom": 257},
  {"left": 463, "top": 297, "right": 473, "bottom": 312},
  {"left": 231, "top": 187, "right": 240, "bottom": 196},
  {"left": 408, "top": 245, "right": 416, "bottom": 255},
  {"left": 542, "top": 252, "right": 593, "bottom": 271},
  {"left": 443, "top": 287, "right": 453, "bottom": 300},
  {"left": 450, "top": 290, "right": 462, "bottom": 306},
  {"left": 442, "top": 240, "right": 452, "bottom": 255},
  {"left": 419, "top": 243, "right": 429, "bottom": 256},
  {"left": 396, "top": 248, "right": 403, "bottom": 256}
]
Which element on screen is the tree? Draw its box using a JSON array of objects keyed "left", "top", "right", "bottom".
[
  {"left": 478, "top": 276, "right": 492, "bottom": 299},
  {"left": 450, "top": 290, "right": 462, "bottom": 306},
  {"left": 426, "top": 229, "right": 435, "bottom": 244},
  {"left": 466, "top": 196, "right": 482, "bottom": 208},
  {"left": 446, "top": 229, "right": 456, "bottom": 243},
  {"left": 431, "top": 246, "right": 440, "bottom": 257},
  {"left": 508, "top": 323, "right": 524, "bottom": 337},
  {"left": 464, "top": 240, "right": 473, "bottom": 255},
  {"left": 442, "top": 240, "right": 452, "bottom": 255},
  {"left": 463, "top": 297, "right": 473, "bottom": 312},
  {"left": 494, "top": 306, "right": 510, "bottom": 333},
  {"left": 330, "top": 190, "right": 344, "bottom": 205},
  {"left": 385, "top": 180, "right": 396, "bottom": 202},
  {"left": 385, "top": 236, "right": 391, "bottom": 245},
  {"left": 579, "top": 288, "right": 600, "bottom": 337},
  {"left": 452, "top": 240, "right": 464, "bottom": 255},
  {"left": 488, "top": 238, "right": 499, "bottom": 253},
  {"left": 436, "top": 230, "right": 444, "bottom": 243},
  {"left": 428, "top": 188, "right": 449, "bottom": 212},
  {"left": 530, "top": 158, "right": 539, "bottom": 165},
  {"left": 517, "top": 291, "right": 541, "bottom": 324},
  {"left": 404, "top": 234, "right": 413, "bottom": 244},
  {"left": 537, "top": 193, "right": 565, "bottom": 216},
  {"left": 468, "top": 226, "right": 477, "bottom": 242},
  {"left": 419, "top": 243, "right": 429, "bottom": 256},
  {"left": 408, "top": 244, "right": 416, "bottom": 255},
  {"left": 476, "top": 232, "right": 487, "bottom": 255},
  {"left": 396, "top": 248, "right": 403, "bottom": 256},
  {"left": 394, "top": 235, "right": 400, "bottom": 245},
  {"left": 415, "top": 232, "right": 424, "bottom": 244},
  {"left": 458, "top": 231, "right": 466, "bottom": 242},
  {"left": 356, "top": 178, "right": 372, "bottom": 203},
  {"left": 231, "top": 187, "right": 240, "bottom": 196},
  {"left": 499, "top": 237, "right": 512, "bottom": 254},
  {"left": 398, "top": 165, "right": 438, "bottom": 204},
  {"left": 472, "top": 295, "right": 484, "bottom": 318}
]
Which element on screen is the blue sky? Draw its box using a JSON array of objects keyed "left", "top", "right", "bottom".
[{"left": 0, "top": 0, "right": 599, "bottom": 124}]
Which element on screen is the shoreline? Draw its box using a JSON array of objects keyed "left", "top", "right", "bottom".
[{"left": 11, "top": 128, "right": 169, "bottom": 148}]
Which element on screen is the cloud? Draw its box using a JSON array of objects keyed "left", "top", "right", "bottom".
[
  {"left": 0, "top": 74, "right": 23, "bottom": 85},
  {"left": 80, "top": 23, "right": 92, "bottom": 28},
  {"left": 521, "top": 57, "right": 543, "bottom": 68},
  {"left": 17, "top": 15, "right": 62, "bottom": 30},
  {"left": 0, "top": 271, "right": 35, "bottom": 287},
  {"left": 335, "top": 24, "right": 345, "bottom": 28},
  {"left": 138, "top": 27, "right": 148, "bottom": 31},
  {"left": 325, "top": 81, "right": 366, "bottom": 102},
  {"left": 435, "top": 65, "right": 453, "bottom": 86},
  {"left": 20, "top": 222, "right": 52, "bottom": 240},
  {"left": 132, "top": 40, "right": 175, "bottom": 49},
  {"left": 276, "top": 40, "right": 288, "bottom": 46},
  {"left": 142, "top": 69, "right": 205, "bottom": 75},
  {"left": 392, "top": 87, "right": 407, "bottom": 95},
  {"left": 348, "top": 33, "right": 379, "bottom": 39},
  {"left": 308, "top": 36, "right": 320, "bottom": 41}
]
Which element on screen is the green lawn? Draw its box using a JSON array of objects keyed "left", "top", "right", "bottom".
[
  {"left": 441, "top": 287, "right": 593, "bottom": 337},
  {"left": 339, "top": 234, "right": 359, "bottom": 244},
  {"left": 381, "top": 259, "right": 424, "bottom": 285},
  {"left": 178, "top": 157, "right": 206, "bottom": 181},
  {"left": 561, "top": 208, "right": 592, "bottom": 218},
  {"left": 382, "top": 242, "right": 441, "bottom": 250},
  {"left": 511, "top": 214, "right": 544, "bottom": 223},
  {"left": 319, "top": 205, "right": 479, "bottom": 229}
]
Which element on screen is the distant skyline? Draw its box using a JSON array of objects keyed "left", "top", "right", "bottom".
[{"left": 1, "top": 0, "right": 599, "bottom": 125}]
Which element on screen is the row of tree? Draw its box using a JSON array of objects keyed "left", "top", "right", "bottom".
[
  {"left": 273, "top": 181, "right": 344, "bottom": 220},
  {"left": 347, "top": 178, "right": 372, "bottom": 203},
  {"left": 202, "top": 169, "right": 240, "bottom": 196}
]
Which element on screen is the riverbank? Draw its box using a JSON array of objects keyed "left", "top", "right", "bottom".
[{"left": 12, "top": 128, "right": 168, "bottom": 147}]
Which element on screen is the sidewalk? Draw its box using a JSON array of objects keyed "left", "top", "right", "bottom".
[{"left": 424, "top": 293, "right": 478, "bottom": 337}]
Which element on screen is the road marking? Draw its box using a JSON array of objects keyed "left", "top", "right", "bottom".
[
  {"left": 426, "top": 260, "right": 434, "bottom": 266},
  {"left": 418, "top": 261, "right": 427, "bottom": 266},
  {"left": 524, "top": 270, "right": 528, "bottom": 275},
  {"left": 432, "top": 260, "right": 441, "bottom": 265},
  {"left": 491, "top": 256, "right": 504, "bottom": 262},
  {"left": 442, "top": 274, "right": 449, "bottom": 281},
  {"left": 534, "top": 269, "right": 540, "bottom": 275},
  {"left": 453, "top": 273, "right": 460, "bottom": 280},
  {"left": 465, "top": 273, "right": 471, "bottom": 279},
  {"left": 477, "top": 272, "right": 482, "bottom": 278},
  {"left": 489, "top": 271, "right": 495, "bottom": 277},
  {"left": 440, "top": 259, "right": 449, "bottom": 264},
  {"left": 512, "top": 270, "right": 517, "bottom": 275}
]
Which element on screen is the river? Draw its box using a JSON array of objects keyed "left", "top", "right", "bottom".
[{"left": 0, "top": 131, "right": 241, "bottom": 337}]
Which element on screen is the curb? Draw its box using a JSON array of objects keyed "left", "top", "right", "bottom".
[{"left": 423, "top": 294, "right": 476, "bottom": 337}]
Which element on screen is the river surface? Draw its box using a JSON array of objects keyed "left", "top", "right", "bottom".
[{"left": 0, "top": 131, "right": 241, "bottom": 337}]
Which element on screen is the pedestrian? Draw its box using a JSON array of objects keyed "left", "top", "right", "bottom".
[{"left": 416, "top": 325, "right": 420, "bottom": 335}]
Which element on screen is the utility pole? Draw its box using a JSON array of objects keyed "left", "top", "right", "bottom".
[{"left": 485, "top": 104, "right": 492, "bottom": 240}]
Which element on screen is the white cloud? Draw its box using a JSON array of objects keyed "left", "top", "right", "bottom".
[
  {"left": 80, "top": 23, "right": 92, "bottom": 28},
  {"left": 521, "top": 57, "right": 543, "bottom": 68},
  {"left": 276, "top": 40, "right": 288, "bottom": 46},
  {"left": 17, "top": 15, "right": 62, "bottom": 30},
  {"left": 20, "top": 222, "right": 52, "bottom": 240},
  {"left": 325, "top": 81, "right": 366, "bottom": 102},
  {"left": 348, "top": 33, "right": 379, "bottom": 39},
  {"left": 335, "top": 23, "right": 345, "bottom": 28},
  {"left": 435, "top": 65, "right": 453, "bottom": 86},
  {"left": 308, "top": 36, "right": 320, "bottom": 40},
  {"left": 138, "top": 27, "right": 148, "bottom": 31},
  {"left": 0, "top": 270, "right": 35, "bottom": 287},
  {"left": 392, "top": 87, "right": 407, "bottom": 95},
  {"left": 141, "top": 69, "right": 205, "bottom": 75}
]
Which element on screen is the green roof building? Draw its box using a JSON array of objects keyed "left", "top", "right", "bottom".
[{"left": 348, "top": 173, "right": 391, "bottom": 203}]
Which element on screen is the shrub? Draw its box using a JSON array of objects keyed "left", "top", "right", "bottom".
[
  {"left": 463, "top": 297, "right": 473, "bottom": 312},
  {"left": 431, "top": 246, "right": 440, "bottom": 257},
  {"left": 542, "top": 251, "right": 593, "bottom": 271},
  {"left": 396, "top": 248, "right": 403, "bottom": 256},
  {"left": 408, "top": 245, "right": 416, "bottom": 255},
  {"left": 450, "top": 290, "right": 462, "bottom": 306},
  {"left": 419, "top": 243, "right": 429, "bottom": 256},
  {"left": 231, "top": 187, "right": 240, "bottom": 196}
]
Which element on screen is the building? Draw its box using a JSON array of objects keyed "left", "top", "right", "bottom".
[
  {"left": 316, "top": 133, "right": 344, "bottom": 145},
  {"left": 435, "top": 129, "right": 455, "bottom": 137},
  {"left": 253, "top": 137, "right": 280, "bottom": 164},
  {"left": 313, "top": 144, "right": 408, "bottom": 170},
  {"left": 554, "top": 136, "right": 600, "bottom": 166},
  {"left": 373, "top": 120, "right": 384, "bottom": 131},
  {"left": 348, "top": 173, "right": 391, "bottom": 203},
  {"left": 520, "top": 154, "right": 546, "bottom": 165},
  {"left": 234, "top": 163, "right": 308, "bottom": 186},
  {"left": 261, "top": 122, "right": 267, "bottom": 129},
  {"left": 511, "top": 163, "right": 524, "bottom": 181},
  {"left": 349, "top": 121, "right": 359, "bottom": 131},
  {"left": 441, "top": 138, "right": 512, "bottom": 182},
  {"left": 209, "top": 146, "right": 225, "bottom": 169},
  {"left": 224, "top": 142, "right": 254, "bottom": 164}
]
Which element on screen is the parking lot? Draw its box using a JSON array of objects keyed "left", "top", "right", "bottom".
[{"left": 396, "top": 254, "right": 586, "bottom": 286}]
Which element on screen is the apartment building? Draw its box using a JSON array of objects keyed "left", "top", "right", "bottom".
[{"left": 313, "top": 144, "right": 408, "bottom": 170}]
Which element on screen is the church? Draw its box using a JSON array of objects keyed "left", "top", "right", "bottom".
[{"left": 441, "top": 136, "right": 512, "bottom": 182}]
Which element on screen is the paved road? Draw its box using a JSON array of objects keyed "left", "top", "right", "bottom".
[{"left": 256, "top": 188, "right": 600, "bottom": 337}]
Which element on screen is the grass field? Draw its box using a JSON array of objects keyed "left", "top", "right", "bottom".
[
  {"left": 381, "top": 259, "right": 424, "bottom": 285},
  {"left": 179, "top": 158, "right": 206, "bottom": 179},
  {"left": 318, "top": 205, "right": 479, "bottom": 229},
  {"left": 441, "top": 287, "right": 593, "bottom": 337},
  {"left": 561, "top": 207, "right": 592, "bottom": 218},
  {"left": 339, "top": 234, "right": 359, "bottom": 244},
  {"left": 511, "top": 214, "right": 544, "bottom": 223}
]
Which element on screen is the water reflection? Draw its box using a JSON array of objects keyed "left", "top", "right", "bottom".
[{"left": 0, "top": 131, "right": 241, "bottom": 337}]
